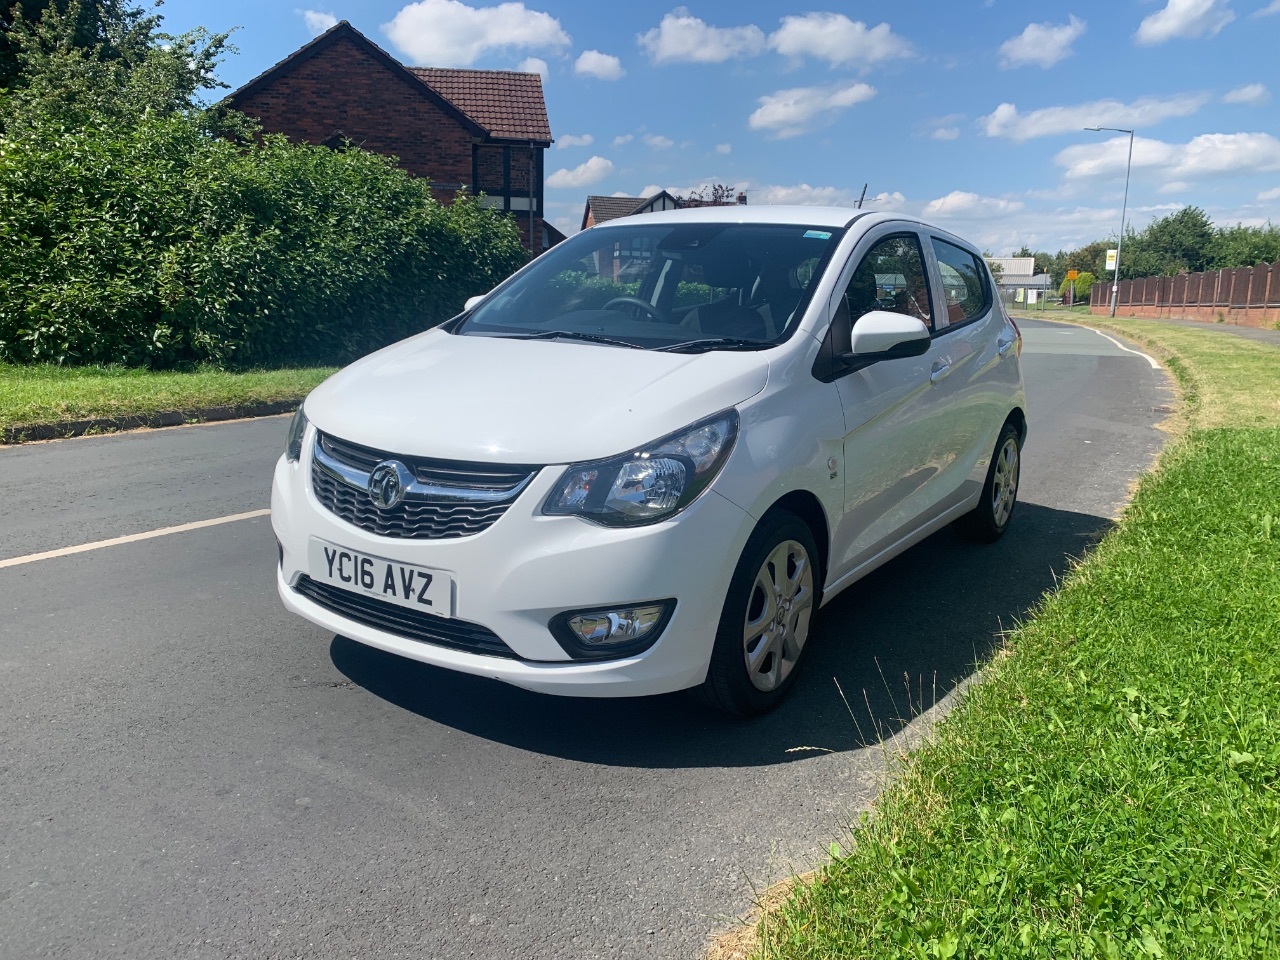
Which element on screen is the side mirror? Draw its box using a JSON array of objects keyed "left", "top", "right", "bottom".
[
  {"left": 840, "top": 311, "right": 930, "bottom": 363},
  {"left": 464, "top": 294, "right": 486, "bottom": 312}
]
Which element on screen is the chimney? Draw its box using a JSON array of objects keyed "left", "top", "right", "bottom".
[{"left": 736, "top": 192, "right": 747, "bottom": 205}]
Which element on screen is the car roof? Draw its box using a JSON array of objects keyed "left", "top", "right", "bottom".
[{"left": 590, "top": 204, "right": 934, "bottom": 234}]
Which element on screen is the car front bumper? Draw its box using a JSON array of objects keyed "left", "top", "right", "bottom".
[{"left": 270, "top": 436, "right": 754, "bottom": 697}]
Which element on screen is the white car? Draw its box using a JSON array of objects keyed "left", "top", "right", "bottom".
[{"left": 272, "top": 206, "right": 1025, "bottom": 715}]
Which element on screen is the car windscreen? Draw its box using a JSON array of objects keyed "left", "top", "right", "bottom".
[{"left": 454, "top": 221, "right": 845, "bottom": 352}]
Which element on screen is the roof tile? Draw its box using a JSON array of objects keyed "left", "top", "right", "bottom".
[{"left": 409, "top": 68, "right": 551, "bottom": 142}]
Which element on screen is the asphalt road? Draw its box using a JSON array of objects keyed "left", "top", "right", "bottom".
[{"left": 0, "top": 319, "right": 1172, "bottom": 960}]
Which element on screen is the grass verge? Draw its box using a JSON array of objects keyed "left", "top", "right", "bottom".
[
  {"left": 0, "top": 362, "right": 335, "bottom": 439},
  {"left": 747, "top": 321, "right": 1280, "bottom": 959}
]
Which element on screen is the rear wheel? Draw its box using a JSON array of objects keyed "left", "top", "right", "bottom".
[
  {"left": 699, "top": 512, "right": 821, "bottom": 717},
  {"left": 954, "top": 421, "right": 1021, "bottom": 543}
]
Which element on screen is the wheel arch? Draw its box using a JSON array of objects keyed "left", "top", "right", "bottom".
[
  {"left": 758, "top": 490, "right": 830, "bottom": 592},
  {"left": 1006, "top": 406, "right": 1028, "bottom": 445}
]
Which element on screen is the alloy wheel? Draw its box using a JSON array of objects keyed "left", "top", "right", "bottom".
[{"left": 742, "top": 539, "right": 815, "bottom": 692}]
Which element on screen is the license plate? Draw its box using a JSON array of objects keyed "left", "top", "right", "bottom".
[{"left": 308, "top": 538, "right": 453, "bottom": 617}]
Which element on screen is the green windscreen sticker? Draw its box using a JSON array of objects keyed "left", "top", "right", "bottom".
[{"left": 803, "top": 230, "right": 832, "bottom": 239}]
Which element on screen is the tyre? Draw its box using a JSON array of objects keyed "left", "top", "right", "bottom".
[
  {"left": 954, "top": 421, "right": 1021, "bottom": 543},
  {"left": 699, "top": 511, "right": 822, "bottom": 717}
]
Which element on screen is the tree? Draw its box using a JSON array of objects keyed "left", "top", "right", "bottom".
[
  {"left": 983, "top": 251, "right": 1003, "bottom": 283},
  {"left": 1, "top": 0, "right": 157, "bottom": 92},
  {"left": 1123, "top": 206, "right": 1214, "bottom": 277},
  {"left": 1057, "top": 271, "right": 1096, "bottom": 303},
  {"left": 1211, "top": 222, "right": 1280, "bottom": 269},
  {"left": 674, "top": 183, "right": 740, "bottom": 206},
  {"left": 0, "top": 0, "right": 238, "bottom": 136}
]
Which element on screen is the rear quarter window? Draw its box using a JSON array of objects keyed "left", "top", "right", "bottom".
[{"left": 931, "top": 238, "right": 991, "bottom": 326}]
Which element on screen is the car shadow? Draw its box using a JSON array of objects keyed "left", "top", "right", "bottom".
[{"left": 329, "top": 500, "right": 1110, "bottom": 768}]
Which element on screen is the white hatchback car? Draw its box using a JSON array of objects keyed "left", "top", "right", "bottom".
[{"left": 272, "top": 206, "right": 1025, "bottom": 715}]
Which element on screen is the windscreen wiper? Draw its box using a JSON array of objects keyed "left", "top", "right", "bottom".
[
  {"left": 507, "top": 330, "right": 643, "bottom": 349},
  {"left": 653, "top": 337, "right": 769, "bottom": 353}
]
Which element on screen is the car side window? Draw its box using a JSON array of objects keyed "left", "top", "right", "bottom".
[
  {"left": 841, "top": 234, "right": 933, "bottom": 331},
  {"left": 931, "top": 238, "right": 990, "bottom": 327}
]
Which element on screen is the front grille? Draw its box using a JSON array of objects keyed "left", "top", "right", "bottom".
[
  {"left": 318, "top": 433, "right": 533, "bottom": 490},
  {"left": 294, "top": 576, "right": 517, "bottom": 659},
  {"left": 311, "top": 431, "right": 538, "bottom": 540}
]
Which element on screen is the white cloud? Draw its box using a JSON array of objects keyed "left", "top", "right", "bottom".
[
  {"left": 1160, "top": 180, "right": 1191, "bottom": 193},
  {"left": 517, "top": 56, "right": 548, "bottom": 79},
  {"left": 932, "top": 127, "right": 960, "bottom": 141},
  {"left": 638, "top": 9, "right": 765, "bottom": 64},
  {"left": 755, "top": 183, "right": 860, "bottom": 206},
  {"left": 924, "top": 191, "right": 1025, "bottom": 218},
  {"left": 715, "top": 143, "right": 732, "bottom": 154},
  {"left": 1258, "top": 186, "right": 1280, "bottom": 200},
  {"left": 574, "top": 49, "right": 624, "bottom": 80},
  {"left": 1056, "top": 132, "right": 1280, "bottom": 180},
  {"left": 643, "top": 134, "right": 674, "bottom": 149},
  {"left": 768, "top": 13, "right": 912, "bottom": 68},
  {"left": 864, "top": 191, "right": 907, "bottom": 210},
  {"left": 1223, "top": 83, "right": 1269, "bottom": 104},
  {"left": 299, "top": 9, "right": 337, "bottom": 35},
  {"left": 1135, "top": 0, "right": 1235, "bottom": 44},
  {"left": 981, "top": 93, "right": 1208, "bottom": 140},
  {"left": 748, "top": 82, "right": 876, "bottom": 139},
  {"left": 999, "top": 16, "right": 1086, "bottom": 68},
  {"left": 556, "top": 134, "right": 593, "bottom": 149},
  {"left": 612, "top": 135, "right": 634, "bottom": 147},
  {"left": 744, "top": 184, "right": 907, "bottom": 209},
  {"left": 1255, "top": 0, "right": 1280, "bottom": 14},
  {"left": 546, "top": 155, "right": 614, "bottom": 189},
  {"left": 383, "top": 0, "right": 570, "bottom": 67}
]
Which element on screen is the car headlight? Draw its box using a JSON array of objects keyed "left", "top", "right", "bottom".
[
  {"left": 543, "top": 410, "right": 739, "bottom": 526},
  {"left": 285, "top": 405, "right": 310, "bottom": 463}
]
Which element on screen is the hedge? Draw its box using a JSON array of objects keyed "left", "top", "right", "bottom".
[{"left": 0, "top": 114, "right": 527, "bottom": 369}]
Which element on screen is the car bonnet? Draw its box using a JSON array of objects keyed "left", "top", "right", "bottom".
[{"left": 303, "top": 328, "right": 771, "bottom": 464}]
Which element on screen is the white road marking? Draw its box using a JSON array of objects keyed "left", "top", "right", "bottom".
[
  {"left": 0, "top": 509, "right": 271, "bottom": 569},
  {"left": 1090, "top": 329, "right": 1162, "bottom": 369}
]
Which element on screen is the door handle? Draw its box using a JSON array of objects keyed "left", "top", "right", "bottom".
[
  {"left": 929, "top": 360, "right": 952, "bottom": 384},
  {"left": 997, "top": 336, "right": 1015, "bottom": 356}
]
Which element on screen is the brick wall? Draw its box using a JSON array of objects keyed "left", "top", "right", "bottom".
[{"left": 232, "top": 35, "right": 474, "bottom": 188}]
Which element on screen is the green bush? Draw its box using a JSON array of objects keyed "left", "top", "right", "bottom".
[
  {"left": 1058, "top": 271, "right": 1097, "bottom": 303},
  {"left": 0, "top": 114, "right": 526, "bottom": 368}
]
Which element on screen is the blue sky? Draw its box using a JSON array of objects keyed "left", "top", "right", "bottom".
[{"left": 163, "top": 0, "right": 1280, "bottom": 253}]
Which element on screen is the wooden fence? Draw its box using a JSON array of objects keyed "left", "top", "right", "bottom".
[{"left": 1090, "top": 262, "right": 1280, "bottom": 325}]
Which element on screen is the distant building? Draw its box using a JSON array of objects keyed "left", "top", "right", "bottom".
[
  {"left": 581, "top": 190, "right": 747, "bottom": 231},
  {"left": 224, "top": 21, "right": 561, "bottom": 252},
  {"left": 985, "top": 256, "right": 1053, "bottom": 305}
]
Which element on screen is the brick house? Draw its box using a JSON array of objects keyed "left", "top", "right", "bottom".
[
  {"left": 581, "top": 190, "right": 747, "bottom": 231},
  {"left": 224, "top": 21, "right": 561, "bottom": 252}
]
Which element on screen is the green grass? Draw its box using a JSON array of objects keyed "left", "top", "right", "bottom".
[
  {"left": 750, "top": 322, "right": 1280, "bottom": 959},
  {"left": 0, "top": 362, "right": 335, "bottom": 437}
]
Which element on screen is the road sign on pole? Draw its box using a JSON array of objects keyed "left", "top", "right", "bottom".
[
  {"left": 1067, "top": 270, "right": 1079, "bottom": 280},
  {"left": 1105, "top": 249, "right": 1118, "bottom": 272}
]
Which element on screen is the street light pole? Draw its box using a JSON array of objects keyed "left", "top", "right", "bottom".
[{"left": 1084, "top": 126, "right": 1134, "bottom": 318}]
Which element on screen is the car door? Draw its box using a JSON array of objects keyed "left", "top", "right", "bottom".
[
  {"left": 923, "top": 233, "right": 1021, "bottom": 511},
  {"left": 820, "top": 225, "right": 962, "bottom": 583}
]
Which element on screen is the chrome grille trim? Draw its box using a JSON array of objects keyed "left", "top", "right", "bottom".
[
  {"left": 310, "top": 431, "right": 539, "bottom": 540},
  {"left": 314, "top": 434, "right": 536, "bottom": 504}
]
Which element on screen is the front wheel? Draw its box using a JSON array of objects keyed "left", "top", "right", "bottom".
[
  {"left": 954, "top": 421, "right": 1021, "bottom": 543},
  {"left": 698, "top": 512, "right": 821, "bottom": 717}
]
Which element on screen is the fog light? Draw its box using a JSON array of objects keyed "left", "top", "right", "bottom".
[{"left": 550, "top": 600, "right": 676, "bottom": 660}]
